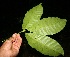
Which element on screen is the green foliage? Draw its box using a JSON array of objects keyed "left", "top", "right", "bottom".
[
  {"left": 25, "top": 33, "right": 64, "bottom": 56},
  {"left": 21, "top": 3, "right": 67, "bottom": 56},
  {"left": 25, "top": 17, "right": 66, "bottom": 36},
  {"left": 22, "top": 3, "right": 43, "bottom": 31}
]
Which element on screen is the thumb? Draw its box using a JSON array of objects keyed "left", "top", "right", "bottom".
[{"left": 1, "top": 40, "right": 12, "bottom": 50}]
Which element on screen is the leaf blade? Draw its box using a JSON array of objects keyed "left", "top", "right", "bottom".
[
  {"left": 22, "top": 3, "right": 43, "bottom": 31},
  {"left": 28, "top": 17, "right": 67, "bottom": 35},
  {"left": 25, "top": 33, "right": 64, "bottom": 56}
]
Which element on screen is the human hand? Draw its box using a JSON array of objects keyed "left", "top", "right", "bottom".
[{"left": 0, "top": 33, "right": 22, "bottom": 57}]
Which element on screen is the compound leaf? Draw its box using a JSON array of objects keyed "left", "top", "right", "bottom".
[{"left": 21, "top": 3, "right": 67, "bottom": 56}]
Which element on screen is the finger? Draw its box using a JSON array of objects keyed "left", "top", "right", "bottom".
[
  {"left": 11, "top": 42, "right": 19, "bottom": 56},
  {"left": 12, "top": 33, "right": 17, "bottom": 38},
  {"left": 17, "top": 33, "right": 22, "bottom": 43},
  {"left": 9, "top": 33, "right": 18, "bottom": 43},
  {"left": 11, "top": 33, "right": 22, "bottom": 51},
  {"left": 9, "top": 37, "right": 15, "bottom": 43},
  {"left": 13, "top": 34, "right": 22, "bottom": 49},
  {"left": 16, "top": 33, "right": 22, "bottom": 48}
]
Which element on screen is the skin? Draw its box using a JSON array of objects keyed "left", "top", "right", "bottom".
[{"left": 0, "top": 33, "right": 22, "bottom": 57}]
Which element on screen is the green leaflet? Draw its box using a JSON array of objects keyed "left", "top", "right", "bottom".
[
  {"left": 28, "top": 17, "right": 67, "bottom": 35},
  {"left": 21, "top": 3, "right": 67, "bottom": 56},
  {"left": 22, "top": 3, "right": 43, "bottom": 30},
  {"left": 25, "top": 33, "right": 64, "bottom": 56}
]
